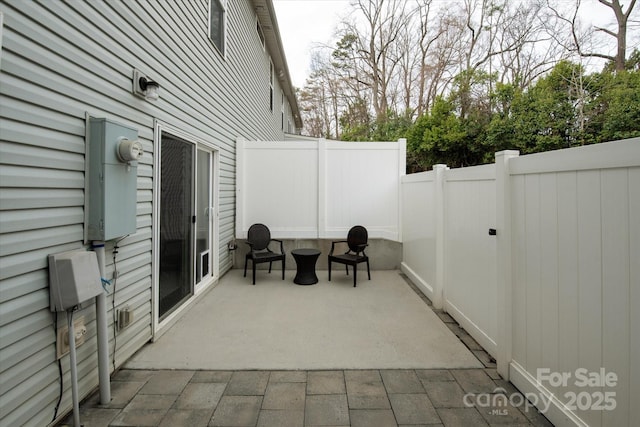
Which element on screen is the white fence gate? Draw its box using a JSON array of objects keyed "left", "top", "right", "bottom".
[{"left": 443, "top": 164, "right": 497, "bottom": 357}]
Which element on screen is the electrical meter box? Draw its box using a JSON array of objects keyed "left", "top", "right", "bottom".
[
  {"left": 87, "top": 118, "right": 141, "bottom": 241},
  {"left": 48, "top": 250, "right": 103, "bottom": 312}
]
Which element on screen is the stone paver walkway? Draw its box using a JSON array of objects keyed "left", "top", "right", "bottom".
[{"left": 64, "top": 367, "right": 553, "bottom": 426}]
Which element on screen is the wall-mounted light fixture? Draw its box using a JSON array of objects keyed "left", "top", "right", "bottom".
[{"left": 132, "top": 69, "right": 160, "bottom": 101}]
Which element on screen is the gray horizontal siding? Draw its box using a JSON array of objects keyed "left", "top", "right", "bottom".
[
  {"left": 0, "top": 165, "right": 84, "bottom": 188},
  {"left": 0, "top": 308, "right": 51, "bottom": 353},
  {"left": 0, "top": 326, "right": 53, "bottom": 383},
  {"left": 0, "top": 188, "right": 84, "bottom": 210},
  {"left": 0, "top": 287, "right": 49, "bottom": 334},
  {"left": 0, "top": 269, "right": 47, "bottom": 305},
  {"left": 0, "top": 225, "right": 83, "bottom": 256},
  {"left": 0, "top": 207, "right": 83, "bottom": 233},
  {"left": 0, "top": 338, "right": 53, "bottom": 396}
]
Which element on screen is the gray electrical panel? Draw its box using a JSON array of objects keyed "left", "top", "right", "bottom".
[
  {"left": 87, "top": 118, "right": 141, "bottom": 241},
  {"left": 48, "top": 250, "right": 103, "bottom": 311}
]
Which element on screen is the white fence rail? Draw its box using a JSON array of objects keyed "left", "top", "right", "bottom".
[
  {"left": 401, "top": 138, "right": 640, "bottom": 427},
  {"left": 236, "top": 138, "right": 406, "bottom": 241}
]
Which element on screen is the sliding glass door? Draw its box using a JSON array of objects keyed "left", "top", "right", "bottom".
[
  {"left": 156, "top": 128, "right": 217, "bottom": 323},
  {"left": 159, "top": 135, "right": 194, "bottom": 319}
]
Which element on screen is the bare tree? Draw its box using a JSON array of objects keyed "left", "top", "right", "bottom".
[
  {"left": 349, "top": 0, "right": 409, "bottom": 119},
  {"left": 300, "top": 51, "right": 342, "bottom": 138},
  {"left": 497, "top": 1, "right": 566, "bottom": 88},
  {"left": 411, "top": 0, "right": 453, "bottom": 116},
  {"left": 596, "top": 0, "right": 637, "bottom": 70},
  {"left": 424, "top": 13, "right": 463, "bottom": 107},
  {"left": 545, "top": 0, "right": 637, "bottom": 71}
]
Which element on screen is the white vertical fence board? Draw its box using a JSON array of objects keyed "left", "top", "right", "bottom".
[
  {"left": 511, "top": 175, "right": 527, "bottom": 364},
  {"left": 400, "top": 172, "right": 437, "bottom": 296},
  {"left": 629, "top": 167, "right": 640, "bottom": 422},
  {"left": 443, "top": 181, "right": 466, "bottom": 308},
  {"left": 556, "top": 171, "right": 580, "bottom": 401},
  {"left": 524, "top": 175, "right": 542, "bottom": 373},
  {"left": 576, "top": 170, "right": 603, "bottom": 427},
  {"left": 601, "top": 169, "right": 630, "bottom": 427},
  {"left": 539, "top": 173, "right": 559, "bottom": 377},
  {"left": 318, "top": 139, "right": 327, "bottom": 237},
  {"left": 433, "top": 165, "right": 446, "bottom": 309}
]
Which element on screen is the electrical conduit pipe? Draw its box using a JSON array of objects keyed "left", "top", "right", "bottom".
[{"left": 92, "top": 241, "right": 111, "bottom": 404}]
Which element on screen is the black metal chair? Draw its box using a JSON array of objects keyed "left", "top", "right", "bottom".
[
  {"left": 328, "top": 225, "right": 371, "bottom": 287},
  {"left": 243, "top": 223, "right": 286, "bottom": 285}
]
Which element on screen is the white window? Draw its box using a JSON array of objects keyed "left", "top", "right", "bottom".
[{"left": 209, "top": 0, "right": 226, "bottom": 55}]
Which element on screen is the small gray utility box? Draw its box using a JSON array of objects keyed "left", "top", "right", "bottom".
[
  {"left": 49, "top": 250, "right": 103, "bottom": 312},
  {"left": 87, "top": 118, "right": 141, "bottom": 241}
]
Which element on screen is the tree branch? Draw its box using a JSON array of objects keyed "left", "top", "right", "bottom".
[{"left": 595, "top": 26, "right": 618, "bottom": 37}]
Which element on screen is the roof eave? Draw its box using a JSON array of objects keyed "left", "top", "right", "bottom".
[{"left": 252, "top": 0, "right": 303, "bottom": 130}]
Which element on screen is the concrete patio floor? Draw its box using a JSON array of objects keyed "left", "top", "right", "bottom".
[
  {"left": 63, "top": 270, "right": 554, "bottom": 426},
  {"left": 125, "top": 269, "right": 480, "bottom": 370}
]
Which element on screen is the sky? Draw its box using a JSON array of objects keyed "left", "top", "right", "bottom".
[
  {"left": 273, "top": 0, "right": 639, "bottom": 89},
  {"left": 273, "top": 0, "right": 350, "bottom": 88}
]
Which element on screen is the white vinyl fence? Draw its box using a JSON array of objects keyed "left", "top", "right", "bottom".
[
  {"left": 401, "top": 138, "right": 640, "bottom": 427},
  {"left": 235, "top": 137, "right": 406, "bottom": 241}
]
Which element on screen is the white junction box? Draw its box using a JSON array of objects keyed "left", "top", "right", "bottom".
[{"left": 48, "top": 250, "right": 103, "bottom": 312}]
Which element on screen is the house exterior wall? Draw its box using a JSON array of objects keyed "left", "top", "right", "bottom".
[{"left": 0, "top": 0, "right": 298, "bottom": 425}]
